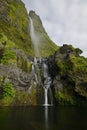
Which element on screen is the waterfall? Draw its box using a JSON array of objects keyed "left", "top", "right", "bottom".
[
  {"left": 44, "top": 88, "right": 48, "bottom": 105},
  {"left": 44, "top": 77, "right": 52, "bottom": 106},
  {"left": 29, "top": 14, "right": 53, "bottom": 105},
  {"left": 31, "top": 58, "right": 41, "bottom": 85},
  {"left": 43, "top": 60, "right": 53, "bottom": 106},
  {"left": 29, "top": 17, "right": 40, "bottom": 57},
  {"left": 43, "top": 63, "right": 48, "bottom": 78},
  {"left": 31, "top": 57, "right": 53, "bottom": 106}
]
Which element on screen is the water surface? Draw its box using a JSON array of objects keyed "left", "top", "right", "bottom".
[{"left": 0, "top": 106, "right": 87, "bottom": 130}]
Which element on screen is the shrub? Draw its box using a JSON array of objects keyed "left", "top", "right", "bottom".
[
  {"left": 2, "top": 81, "right": 15, "bottom": 98},
  {"left": 55, "top": 91, "right": 75, "bottom": 105},
  {"left": 1, "top": 50, "right": 16, "bottom": 65}
]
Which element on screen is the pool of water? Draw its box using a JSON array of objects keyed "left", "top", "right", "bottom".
[{"left": 0, "top": 106, "right": 87, "bottom": 130}]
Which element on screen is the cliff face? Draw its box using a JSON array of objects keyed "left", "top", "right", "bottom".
[
  {"left": 0, "top": 0, "right": 58, "bottom": 106},
  {"left": 0, "top": 0, "right": 33, "bottom": 105},
  {"left": 0, "top": 0, "right": 33, "bottom": 55},
  {"left": 48, "top": 44, "right": 87, "bottom": 105}
]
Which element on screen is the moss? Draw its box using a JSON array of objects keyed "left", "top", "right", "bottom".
[
  {"left": 21, "top": 59, "right": 31, "bottom": 72},
  {"left": 0, "top": 33, "right": 17, "bottom": 65},
  {"left": 0, "top": 0, "right": 34, "bottom": 56},
  {"left": 0, "top": 81, "right": 15, "bottom": 106},
  {"left": 55, "top": 91, "right": 76, "bottom": 105},
  {"left": 28, "top": 87, "right": 37, "bottom": 105},
  {"left": 69, "top": 55, "right": 87, "bottom": 74},
  {"left": 14, "top": 87, "right": 37, "bottom": 106},
  {"left": 14, "top": 90, "right": 31, "bottom": 106},
  {"left": 0, "top": 0, "right": 58, "bottom": 58},
  {"left": 2, "top": 81, "right": 15, "bottom": 98},
  {"left": 53, "top": 44, "right": 87, "bottom": 105},
  {"left": 27, "top": 61, "right": 32, "bottom": 72},
  {"left": 1, "top": 50, "right": 16, "bottom": 65},
  {"left": 55, "top": 45, "right": 87, "bottom": 76},
  {"left": 0, "top": 32, "right": 32, "bottom": 71},
  {"left": 1, "top": 97, "right": 14, "bottom": 106}
]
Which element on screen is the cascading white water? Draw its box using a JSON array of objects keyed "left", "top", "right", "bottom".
[
  {"left": 31, "top": 58, "right": 53, "bottom": 105},
  {"left": 44, "top": 88, "right": 48, "bottom": 105},
  {"left": 29, "top": 17, "right": 40, "bottom": 57},
  {"left": 43, "top": 61, "right": 52, "bottom": 106},
  {"left": 44, "top": 78, "right": 52, "bottom": 106},
  {"left": 43, "top": 63, "right": 48, "bottom": 78}
]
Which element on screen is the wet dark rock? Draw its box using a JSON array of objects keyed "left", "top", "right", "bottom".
[
  {"left": 53, "top": 76, "right": 63, "bottom": 92},
  {"left": 0, "top": 65, "right": 31, "bottom": 90}
]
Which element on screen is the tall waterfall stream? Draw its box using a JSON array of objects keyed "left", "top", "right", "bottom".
[{"left": 29, "top": 16, "right": 53, "bottom": 105}]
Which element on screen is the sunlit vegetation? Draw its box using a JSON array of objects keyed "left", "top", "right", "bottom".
[
  {"left": 0, "top": 0, "right": 34, "bottom": 56},
  {"left": 55, "top": 91, "right": 76, "bottom": 105},
  {"left": 55, "top": 44, "right": 87, "bottom": 76},
  {"left": 1, "top": 81, "right": 15, "bottom": 105}
]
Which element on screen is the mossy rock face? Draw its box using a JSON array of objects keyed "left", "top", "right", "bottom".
[
  {"left": 0, "top": 80, "right": 15, "bottom": 106},
  {"left": 48, "top": 44, "right": 87, "bottom": 106},
  {"left": 13, "top": 90, "right": 36, "bottom": 106},
  {"left": 0, "top": 0, "right": 34, "bottom": 56},
  {"left": 0, "top": 0, "right": 58, "bottom": 57},
  {"left": 0, "top": 0, "right": 57, "bottom": 106},
  {"left": 75, "top": 81, "right": 87, "bottom": 98},
  {"left": 55, "top": 91, "right": 76, "bottom": 105}
]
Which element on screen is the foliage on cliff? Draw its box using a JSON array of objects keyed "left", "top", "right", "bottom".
[
  {"left": 0, "top": 0, "right": 32, "bottom": 105},
  {"left": 55, "top": 44, "right": 87, "bottom": 77},
  {"left": 29, "top": 11, "right": 58, "bottom": 56},
  {"left": 0, "top": 0, "right": 34, "bottom": 56},
  {"left": 52, "top": 44, "right": 87, "bottom": 105},
  {"left": 0, "top": 0, "right": 58, "bottom": 105}
]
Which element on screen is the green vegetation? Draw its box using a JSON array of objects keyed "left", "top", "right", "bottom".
[
  {"left": 28, "top": 87, "right": 37, "bottom": 105},
  {"left": 0, "top": 32, "right": 31, "bottom": 72},
  {"left": 0, "top": 1, "right": 58, "bottom": 57},
  {"left": 17, "top": 56, "right": 32, "bottom": 72},
  {"left": 69, "top": 55, "right": 87, "bottom": 74},
  {"left": 55, "top": 44, "right": 87, "bottom": 76},
  {"left": 1, "top": 81, "right": 15, "bottom": 105},
  {"left": 54, "top": 44, "right": 87, "bottom": 105},
  {"left": 2, "top": 81, "right": 15, "bottom": 98},
  {"left": 1, "top": 50, "right": 16, "bottom": 65},
  {"left": 55, "top": 91, "right": 76, "bottom": 105},
  {"left": 14, "top": 91, "right": 30, "bottom": 106},
  {"left": 0, "top": 0, "right": 34, "bottom": 56},
  {"left": 14, "top": 87, "right": 37, "bottom": 106},
  {"left": 0, "top": 33, "right": 17, "bottom": 65},
  {"left": 0, "top": 76, "right": 3, "bottom": 87}
]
